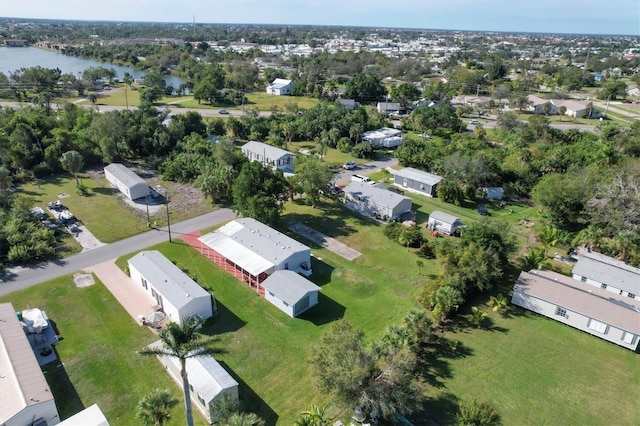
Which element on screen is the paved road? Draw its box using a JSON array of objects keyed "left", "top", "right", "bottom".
[
  {"left": 0, "top": 208, "right": 236, "bottom": 297},
  {"left": 333, "top": 156, "right": 399, "bottom": 185}
]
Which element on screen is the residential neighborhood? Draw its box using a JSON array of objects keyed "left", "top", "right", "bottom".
[{"left": 0, "top": 7, "right": 639, "bottom": 426}]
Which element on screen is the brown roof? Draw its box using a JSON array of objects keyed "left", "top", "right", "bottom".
[
  {"left": 0, "top": 303, "right": 54, "bottom": 423},
  {"left": 514, "top": 270, "right": 640, "bottom": 334}
]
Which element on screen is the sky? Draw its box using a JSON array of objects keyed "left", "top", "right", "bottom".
[{"left": 1, "top": 0, "right": 639, "bottom": 36}]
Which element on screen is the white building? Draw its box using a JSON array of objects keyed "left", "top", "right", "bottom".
[
  {"left": 427, "top": 211, "right": 463, "bottom": 235},
  {"left": 512, "top": 269, "right": 640, "bottom": 351},
  {"left": 343, "top": 182, "right": 413, "bottom": 222},
  {"left": 128, "top": 251, "right": 214, "bottom": 325},
  {"left": 261, "top": 270, "right": 321, "bottom": 318},
  {"left": 104, "top": 163, "right": 150, "bottom": 200},
  {"left": 148, "top": 341, "right": 239, "bottom": 424},
  {"left": 393, "top": 168, "right": 443, "bottom": 197},
  {"left": 0, "top": 303, "right": 60, "bottom": 426},
  {"left": 198, "top": 218, "right": 312, "bottom": 293},
  {"left": 571, "top": 249, "right": 640, "bottom": 301},
  {"left": 241, "top": 141, "right": 296, "bottom": 173},
  {"left": 58, "top": 405, "right": 109, "bottom": 426},
  {"left": 266, "top": 78, "right": 294, "bottom": 96},
  {"left": 362, "top": 127, "right": 403, "bottom": 148}
]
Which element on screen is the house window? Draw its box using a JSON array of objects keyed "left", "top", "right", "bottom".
[
  {"left": 580, "top": 276, "right": 587, "bottom": 282},
  {"left": 283, "top": 301, "right": 289, "bottom": 307},
  {"left": 628, "top": 293, "right": 636, "bottom": 299},
  {"left": 403, "top": 178, "right": 408, "bottom": 187},
  {"left": 141, "top": 278, "right": 148, "bottom": 289},
  {"left": 198, "top": 394, "right": 205, "bottom": 405},
  {"left": 284, "top": 262, "right": 289, "bottom": 270},
  {"left": 622, "top": 332, "right": 636, "bottom": 345},
  {"left": 620, "top": 290, "right": 624, "bottom": 295},
  {"left": 600, "top": 283, "right": 607, "bottom": 289},
  {"left": 269, "top": 292, "right": 274, "bottom": 297},
  {"left": 555, "top": 307, "right": 568, "bottom": 318},
  {"left": 588, "top": 319, "right": 608, "bottom": 334},
  {"left": 189, "top": 384, "right": 194, "bottom": 392}
]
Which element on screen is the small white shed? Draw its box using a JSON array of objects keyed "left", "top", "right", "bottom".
[
  {"left": 427, "top": 211, "right": 463, "bottom": 235},
  {"left": 484, "top": 187, "right": 504, "bottom": 200},
  {"left": 128, "top": 251, "right": 214, "bottom": 325},
  {"left": 104, "top": 163, "right": 149, "bottom": 200},
  {"left": 261, "top": 270, "right": 321, "bottom": 318}
]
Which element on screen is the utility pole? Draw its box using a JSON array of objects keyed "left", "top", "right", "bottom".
[{"left": 165, "top": 191, "right": 171, "bottom": 242}]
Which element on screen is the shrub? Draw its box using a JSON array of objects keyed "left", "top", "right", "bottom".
[
  {"left": 399, "top": 225, "right": 424, "bottom": 248},
  {"left": 384, "top": 222, "right": 404, "bottom": 241},
  {"left": 338, "top": 137, "right": 352, "bottom": 153},
  {"left": 457, "top": 399, "right": 501, "bottom": 426},
  {"left": 351, "top": 141, "right": 374, "bottom": 159},
  {"left": 419, "top": 240, "right": 436, "bottom": 258}
]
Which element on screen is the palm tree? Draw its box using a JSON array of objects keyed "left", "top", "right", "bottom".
[
  {"left": 470, "top": 306, "right": 488, "bottom": 327},
  {"left": 60, "top": 150, "right": 84, "bottom": 187},
  {"left": 612, "top": 230, "right": 639, "bottom": 263},
  {"left": 297, "top": 405, "right": 331, "bottom": 426},
  {"left": 431, "top": 285, "right": 464, "bottom": 324},
  {"left": 537, "top": 225, "right": 560, "bottom": 258},
  {"left": 139, "top": 316, "right": 221, "bottom": 426},
  {"left": 223, "top": 412, "right": 265, "bottom": 426},
  {"left": 123, "top": 72, "right": 133, "bottom": 110},
  {"left": 136, "top": 388, "right": 178, "bottom": 426},
  {"left": 572, "top": 225, "right": 605, "bottom": 251},
  {"left": 516, "top": 246, "right": 547, "bottom": 271}
]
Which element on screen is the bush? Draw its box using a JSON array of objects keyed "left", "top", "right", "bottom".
[
  {"left": 457, "top": 399, "right": 501, "bottom": 426},
  {"left": 351, "top": 141, "right": 374, "bottom": 159},
  {"left": 384, "top": 222, "right": 404, "bottom": 241},
  {"left": 399, "top": 225, "right": 424, "bottom": 248},
  {"left": 338, "top": 137, "right": 352, "bottom": 153},
  {"left": 419, "top": 240, "right": 436, "bottom": 258},
  {"left": 76, "top": 182, "right": 90, "bottom": 196}
]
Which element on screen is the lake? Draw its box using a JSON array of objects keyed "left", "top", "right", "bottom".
[{"left": 0, "top": 46, "right": 185, "bottom": 88}]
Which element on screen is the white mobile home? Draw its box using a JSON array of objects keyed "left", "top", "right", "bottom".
[
  {"left": 128, "top": 251, "right": 214, "bottom": 325},
  {"left": 266, "top": 78, "right": 294, "bottom": 96},
  {"left": 58, "top": 404, "right": 109, "bottom": 426},
  {"left": 241, "top": 141, "right": 295, "bottom": 173},
  {"left": 261, "top": 270, "right": 321, "bottom": 318},
  {"left": 427, "top": 211, "right": 463, "bottom": 235},
  {"left": 198, "top": 218, "right": 312, "bottom": 293},
  {"left": 362, "top": 127, "right": 403, "bottom": 148},
  {"left": 0, "top": 303, "right": 60, "bottom": 426},
  {"left": 149, "top": 341, "right": 239, "bottom": 424},
  {"left": 571, "top": 249, "right": 640, "bottom": 301},
  {"left": 104, "top": 163, "right": 150, "bottom": 200},
  {"left": 343, "top": 182, "right": 413, "bottom": 222},
  {"left": 512, "top": 269, "right": 640, "bottom": 351},
  {"left": 394, "top": 167, "right": 443, "bottom": 197}
]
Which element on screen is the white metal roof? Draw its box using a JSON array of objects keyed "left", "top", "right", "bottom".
[
  {"left": 362, "top": 127, "right": 401, "bottom": 140},
  {"left": 269, "top": 78, "right": 293, "bottom": 89},
  {"left": 58, "top": 404, "right": 109, "bottom": 426},
  {"left": 0, "top": 303, "right": 55, "bottom": 424},
  {"left": 149, "top": 341, "right": 238, "bottom": 405},
  {"left": 428, "top": 210, "right": 461, "bottom": 225},
  {"left": 103, "top": 163, "right": 148, "bottom": 189},
  {"left": 395, "top": 167, "right": 443, "bottom": 186},
  {"left": 572, "top": 250, "right": 640, "bottom": 295},
  {"left": 261, "top": 270, "right": 321, "bottom": 306},
  {"left": 344, "top": 181, "right": 412, "bottom": 209},
  {"left": 241, "top": 141, "right": 294, "bottom": 161},
  {"left": 198, "top": 218, "right": 310, "bottom": 276},
  {"left": 128, "top": 251, "right": 210, "bottom": 310},
  {"left": 515, "top": 270, "right": 640, "bottom": 334}
]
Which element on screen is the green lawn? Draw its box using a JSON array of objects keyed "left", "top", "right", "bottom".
[
  {"left": 425, "top": 304, "right": 640, "bottom": 425},
  {"left": 18, "top": 173, "right": 150, "bottom": 243},
  {"left": 0, "top": 275, "right": 208, "bottom": 426}
]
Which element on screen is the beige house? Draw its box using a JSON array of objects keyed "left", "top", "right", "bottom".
[{"left": 0, "top": 303, "right": 60, "bottom": 426}]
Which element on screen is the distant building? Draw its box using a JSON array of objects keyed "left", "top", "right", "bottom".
[
  {"left": 571, "top": 249, "right": 640, "bottom": 301},
  {"left": 362, "top": 127, "right": 403, "bottom": 148},
  {"left": 336, "top": 98, "right": 358, "bottom": 110},
  {"left": 394, "top": 167, "right": 443, "bottom": 197},
  {"left": 427, "top": 211, "right": 463, "bottom": 235},
  {"left": 4, "top": 39, "right": 27, "bottom": 47},
  {"left": 343, "top": 181, "right": 413, "bottom": 222},
  {"left": 266, "top": 78, "right": 294, "bottom": 96},
  {"left": 377, "top": 101, "right": 401, "bottom": 114},
  {"left": 241, "top": 141, "right": 295, "bottom": 173}
]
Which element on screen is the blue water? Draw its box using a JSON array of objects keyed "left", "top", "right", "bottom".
[{"left": 0, "top": 46, "right": 184, "bottom": 87}]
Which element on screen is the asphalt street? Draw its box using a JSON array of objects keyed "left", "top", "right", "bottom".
[{"left": 0, "top": 208, "right": 236, "bottom": 296}]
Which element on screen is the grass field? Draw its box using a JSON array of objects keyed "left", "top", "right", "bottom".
[
  {"left": 18, "top": 173, "right": 150, "bottom": 243},
  {"left": 0, "top": 274, "right": 209, "bottom": 426}
]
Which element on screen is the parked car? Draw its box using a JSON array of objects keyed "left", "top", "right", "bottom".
[
  {"left": 351, "top": 174, "right": 375, "bottom": 185},
  {"left": 469, "top": 119, "right": 480, "bottom": 125},
  {"left": 218, "top": 109, "right": 229, "bottom": 115},
  {"left": 343, "top": 161, "right": 357, "bottom": 170},
  {"left": 477, "top": 204, "right": 490, "bottom": 216}
]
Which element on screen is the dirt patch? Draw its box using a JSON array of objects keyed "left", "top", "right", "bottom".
[
  {"left": 289, "top": 222, "right": 361, "bottom": 261},
  {"left": 73, "top": 272, "right": 95, "bottom": 288}
]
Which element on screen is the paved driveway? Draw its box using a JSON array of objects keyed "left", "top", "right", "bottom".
[{"left": 333, "top": 156, "right": 398, "bottom": 186}]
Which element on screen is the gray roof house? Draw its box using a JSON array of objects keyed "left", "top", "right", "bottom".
[
  {"left": 128, "top": 251, "right": 214, "bottom": 325},
  {"left": 344, "top": 181, "right": 413, "bottom": 222},
  {"left": 377, "top": 101, "right": 401, "bottom": 114},
  {"left": 198, "top": 218, "right": 312, "bottom": 293},
  {"left": 427, "top": 211, "right": 463, "bottom": 235},
  {"left": 0, "top": 303, "right": 60, "bottom": 426},
  {"left": 394, "top": 167, "right": 443, "bottom": 197},
  {"left": 512, "top": 269, "right": 640, "bottom": 351},
  {"left": 148, "top": 341, "right": 239, "bottom": 424},
  {"left": 104, "top": 163, "right": 150, "bottom": 200},
  {"left": 241, "top": 141, "right": 295, "bottom": 173},
  {"left": 266, "top": 78, "right": 294, "bottom": 96},
  {"left": 336, "top": 98, "right": 358, "bottom": 110},
  {"left": 572, "top": 249, "right": 640, "bottom": 301},
  {"left": 362, "top": 127, "right": 403, "bottom": 148},
  {"left": 261, "top": 270, "right": 321, "bottom": 318}
]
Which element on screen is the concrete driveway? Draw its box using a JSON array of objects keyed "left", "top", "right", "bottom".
[{"left": 333, "top": 156, "right": 398, "bottom": 186}]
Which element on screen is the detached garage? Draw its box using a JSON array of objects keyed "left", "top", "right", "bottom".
[
  {"left": 104, "top": 163, "right": 150, "bottom": 200},
  {"left": 261, "top": 270, "right": 321, "bottom": 318}
]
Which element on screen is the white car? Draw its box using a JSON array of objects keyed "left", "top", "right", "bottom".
[
  {"left": 343, "top": 161, "right": 357, "bottom": 170},
  {"left": 469, "top": 119, "right": 480, "bottom": 125}
]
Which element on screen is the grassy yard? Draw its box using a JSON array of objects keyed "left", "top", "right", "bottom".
[
  {"left": 0, "top": 275, "right": 208, "bottom": 426},
  {"left": 18, "top": 173, "right": 150, "bottom": 243}
]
